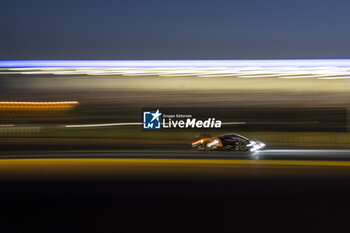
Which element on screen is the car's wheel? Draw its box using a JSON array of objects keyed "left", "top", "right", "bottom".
[
  {"left": 198, "top": 142, "right": 208, "bottom": 151},
  {"left": 224, "top": 145, "right": 234, "bottom": 151},
  {"left": 238, "top": 141, "right": 248, "bottom": 151}
]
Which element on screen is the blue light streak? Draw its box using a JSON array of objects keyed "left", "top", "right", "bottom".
[{"left": 1, "top": 59, "right": 350, "bottom": 68}]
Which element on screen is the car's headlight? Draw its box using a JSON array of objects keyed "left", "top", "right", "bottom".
[{"left": 249, "top": 141, "right": 265, "bottom": 152}]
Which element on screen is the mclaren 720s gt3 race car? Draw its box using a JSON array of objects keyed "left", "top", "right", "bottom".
[{"left": 192, "top": 133, "right": 265, "bottom": 152}]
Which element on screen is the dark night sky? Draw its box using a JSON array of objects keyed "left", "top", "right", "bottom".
[{"left": 1, "top": 0, "right": 350, "bottom": 60}]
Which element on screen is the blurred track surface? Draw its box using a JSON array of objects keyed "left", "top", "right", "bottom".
[
  {"left": 2, "top": 149, "right": 350, "bottom": 160},
  {"left": 0, "top": 150, "right": 350, "bottom": 181}
]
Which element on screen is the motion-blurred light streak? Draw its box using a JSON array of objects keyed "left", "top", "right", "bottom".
[
  {"left": 0, "top": 101, "right": 79, "bottom": 111},
  {"left": 2, "top": 59, "right": 350, "bottom": 80},
  {"left": 65, "top": 121, "right": 246, "bottom": 128},
  {"left": 65, "top": 122, "right": 142, "bottom": 128},
  {"left": 319, "top": 76, "right": 350, "bottom": 80},
  {"left": 2, "top": 59, "right": 350, "bottom": 68}
]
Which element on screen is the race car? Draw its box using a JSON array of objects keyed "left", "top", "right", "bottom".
[{"left": 192, "top": 133, "right": 265, "bottom": 152}]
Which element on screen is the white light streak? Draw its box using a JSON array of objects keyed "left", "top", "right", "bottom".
[
  {"left": 1, "top": 59, "right": 350, "bottom": 80},
  {"left": 318, "top": 76, "right": 350, "bottom": 80},
  {"left": 65, "top": 122, "right": 142, "bottom": 128},
  {"left": 221, "top": 122, "right": 246, "bottom": 125}
]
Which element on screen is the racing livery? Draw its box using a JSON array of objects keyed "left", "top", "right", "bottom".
[{"left": 192, "top": 133, "right": 265, "bottom": 152}]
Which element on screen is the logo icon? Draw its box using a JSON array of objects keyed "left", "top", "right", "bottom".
[{"left": 143, "top": 109, "right": 162, "bottom": 129}]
